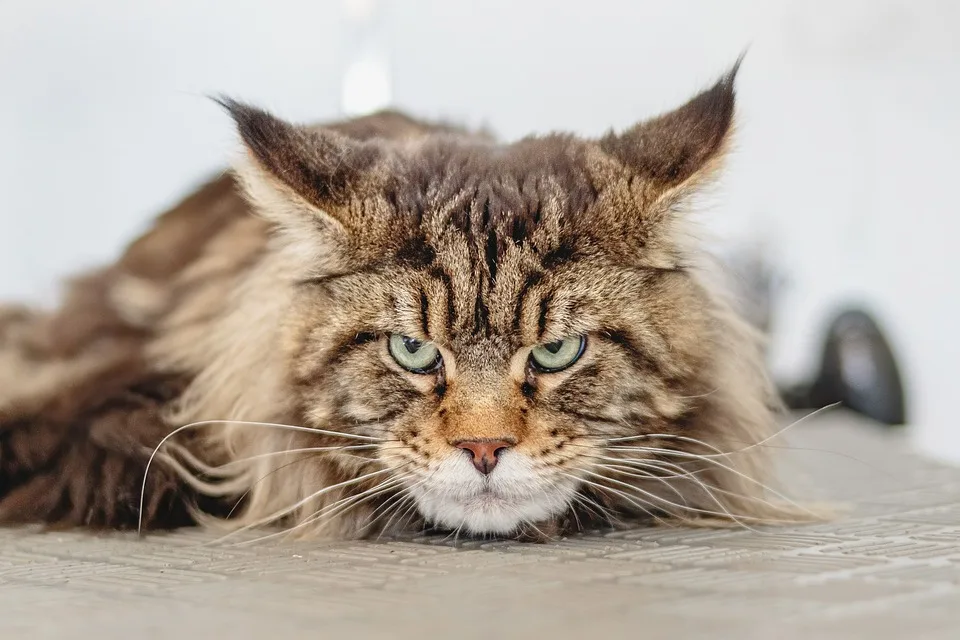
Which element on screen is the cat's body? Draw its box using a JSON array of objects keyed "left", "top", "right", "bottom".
[{"left": 0, "top": 63, "right": 809, "bottom": 540}]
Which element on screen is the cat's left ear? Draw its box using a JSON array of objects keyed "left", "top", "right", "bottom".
[
  {"left": 598, "top": 58, "right": 741, "bottom": 208},
  {"left": 217, "top": 98, "right": 393, "bottom": 266}
]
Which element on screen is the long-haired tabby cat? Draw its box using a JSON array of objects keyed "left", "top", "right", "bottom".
[{"left": 0, "top": 60, "right": 811, "bottom": 541}]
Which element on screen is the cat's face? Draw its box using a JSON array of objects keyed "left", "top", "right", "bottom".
[
  {"left": 285, "top": 150, "right": 714, "bottom": 533},
  {"left": 223, "top": 61, "right": 767, "bottom": 535}
]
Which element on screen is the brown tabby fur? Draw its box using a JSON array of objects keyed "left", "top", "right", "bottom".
[{"left": 0, "top": 61, "right": 811, "bottom": 539}]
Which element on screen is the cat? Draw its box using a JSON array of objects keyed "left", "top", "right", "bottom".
[{"left": 0, "top": 59, "right": 811, "bottom": 541}]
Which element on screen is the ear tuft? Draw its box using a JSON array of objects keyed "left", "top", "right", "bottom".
[
  {"left": 214, "top": 96, "right": 383, "bottom": 212},
  {"left": 599, "top": 56, "right": 743, "bottom": 194}
]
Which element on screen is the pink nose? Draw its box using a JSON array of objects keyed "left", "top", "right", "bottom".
[{"left": 454, "top": 440, "right": 513, "bottom": 475}]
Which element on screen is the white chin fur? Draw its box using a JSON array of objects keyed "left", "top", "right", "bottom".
[{"left": 408, "top": 451, "right": 576, "bottom": 535}]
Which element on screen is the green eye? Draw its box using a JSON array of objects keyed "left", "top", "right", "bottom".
[
  {"left": 388, "top": 334, "right": 442, "bottom": 373},
  {"left": 529, "top": 336, "right": 586, "bottom": 372}
]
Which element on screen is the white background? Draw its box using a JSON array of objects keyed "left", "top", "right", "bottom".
[{"left": 1, "top": 0, "right": 958, "bottom": 460}]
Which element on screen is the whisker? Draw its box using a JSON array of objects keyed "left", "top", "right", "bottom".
[
  {"left": 507, "top": 505, "right": 551, "bottom": 541},
  {"left": 628, "top": 459, "right": 815, "bottom": 521},
  {"left": 600, "top": 443, "right": 817, "bottom": 518},
  {"left": 306, "top": 470, "right": 418, "bottom": 529},
  {"left": 209, "top": 467, "right": 397, "bottom": 544},
  {"left": 571, "top": 492, "right": 618, "bottom": 529},
  {"left": 376, "top": 492, "right": 424, "bottom": 540},
  {"left": 592, "top": 462, "right": 692, "bottom": 506},
  {"left": 146, "top": 450, "right": 242, "bottom": 497},
  {"left": 245, "top": 478, "right": 410, "bottom": 546},
  {"left": 176, "top": 444, "right": 387, "bottom": 480},
  {"left": 367, "top": 479, "right": 425, "bottom": 528},
  {"left": 236, "top": 474, "right": 413, "bottom": 546},
  {"left": 398, "top": 501, "right": 426, "bottom": 536},
  {"left": 582, "top": 449, "right": 727, "bottom": 519},
  {"left": 224, "top": 455, "right": 321, "bottom": 521},
  {"left": 214, "top": 444, "right": 398, "bottom": 472},
  {"left": 615, "top": 434, "right": 898, "bottom": 481},
  {"left": 138, "top": 418, "right": 386, "bottom": 535},
  {"left": 596, "top": 447, "right": 818, "bottom": 522},
  {"left": 561, "top": 472, "right": 665, "bottom": 524},
  {"left": 580, "top": 469, "right": 758, "bottom": 531},
  {"left": 604, "top": 403, "right": 840, "bottom": 448},
  {"left": 308, "top": 475, "right": 411, "bottom": 526},
  {"left": 594, "top": 458, "right": 789, "bottom": 524},
  {"left": 566, "top": 497, "right": 585, "bottom": 532},
  {"left": 371, "top": 496, "right": 410, "bottom": 540},
  {"left": 162, "top": 442, "right": 225, "bottom": 477}
]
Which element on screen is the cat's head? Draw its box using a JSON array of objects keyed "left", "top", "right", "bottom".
[{"left": 220, "top": 60, "right": 790, "bottom": 535}]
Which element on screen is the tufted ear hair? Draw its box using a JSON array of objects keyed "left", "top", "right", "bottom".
[
  {"left": 217, "top": 98, "right": 406, "bottom": 271},
  {"left": 598, "top": 57, "right": 741, "bottom": 205},
  {"left": 217, "top": 98, "right": 390, "bottom": 237}
]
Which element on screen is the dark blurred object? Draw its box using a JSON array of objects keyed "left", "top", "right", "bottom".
[
  {"left": 721, "top": 248, "right": 907, "bottom": 427},
  {"left": 780, "top": 309, "right": 907, "bottom": 426}
]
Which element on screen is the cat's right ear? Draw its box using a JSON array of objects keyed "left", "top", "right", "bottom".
[
  {"left": 217, "top": 98, "right": 387, "bottom": 242},
  {"left": 598, "top": 59, "right": 741, "bottom": 210}
]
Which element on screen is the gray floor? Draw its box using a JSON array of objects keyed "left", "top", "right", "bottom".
[{"left": 1, "top": 412, "right": 958, "bottom": 639}]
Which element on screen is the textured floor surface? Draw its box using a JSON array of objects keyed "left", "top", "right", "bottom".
[{"left": 1, "top": 411, "right": 958, "bottom": 639}]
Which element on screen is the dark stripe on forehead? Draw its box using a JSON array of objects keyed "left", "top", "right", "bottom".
[
  {"left": 510, "top": 214, "right": 528, "bottom": 245},
  {"left": 541, "top": 240, "right": 578, "bottom": 270},
  {"left": 480, "top": 196, "right": 492, "bottom": 228},
  {"left": 512, "top": 270, "right": 544, "bottom": 333},
  {"left": 396, "top": 233, "right": 436, "bottom": 268},
  {"left": 472, "top": 274, "right": 490, "bottom": 336},
  {"left": 428, "top": 265, "right": 456, "bottom": 336},
  {"left": 484, "top": 228, "right": 499, "bottom": 283},
  {"left": 537, "top": 291, "right": 553, "bottom": 340},
  {"left": 419, "top": 289, "right": 430, "bottom": 336}
]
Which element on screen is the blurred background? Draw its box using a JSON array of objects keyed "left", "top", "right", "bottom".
[{"left": 1, "top": 0, "right": 957, "bottom": 461}]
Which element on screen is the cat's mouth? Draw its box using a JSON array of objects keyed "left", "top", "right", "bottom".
[
  {"left": 410, "top": 484, "right": 573, "bottom": 535},
  {"left": 404, "top": 453, "right": 578, "bottom": 535}
]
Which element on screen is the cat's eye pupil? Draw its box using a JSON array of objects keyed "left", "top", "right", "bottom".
[
  {"left": 544, "top": 341, "right": 563, "bottom": 354},
  {"left": 529, "top": 336, "right": 586, "bottom": 373},
  {"left": 388, "top": 334, "right": 441, "bottom": 374}
]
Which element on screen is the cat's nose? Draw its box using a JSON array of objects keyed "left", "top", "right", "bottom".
[{"left": 454, "top": 439, "right": 513, "bottom": 475}]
